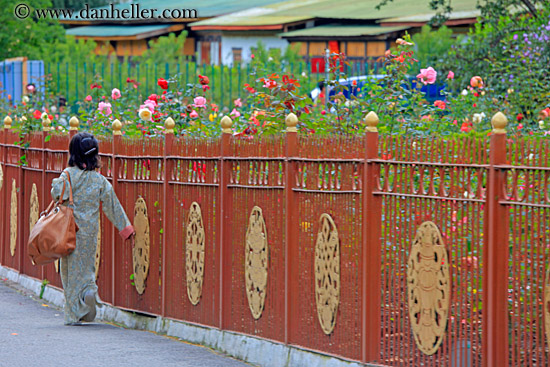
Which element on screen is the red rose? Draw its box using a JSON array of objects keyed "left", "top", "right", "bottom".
[
  {"left": 157, "top": 78, "right": 168, "bottom": 90},
  {"left": 198, "top": 75, "right": 210, "bottom": 85},
  {"left": 148, "top": 94, "right": 158, "bottom": 103},
  {"left": 516, "top": 113, "right": 524, "bottom": 121},
  {"left": 33, "top": 110, "right": 42, "bottom": 119}
]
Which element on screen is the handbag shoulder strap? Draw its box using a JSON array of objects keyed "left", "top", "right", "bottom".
[{"left": 58, "top": 169, "right": 74, "bottom": 206}]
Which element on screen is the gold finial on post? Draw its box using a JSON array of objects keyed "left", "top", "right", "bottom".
[
  {"left": 4, "top": 116, "right": 12, "bottom": 129},
  {"left": 221, "top": 115, "right": 233, "bottom": 134},
  {"left": 364, "top": 111, "right": 379, "bottom": 132},
  {"left": 285, "top": 113, "right": 298, "bottom": 133},
  {"left": 112, "top": 119, "right": 122, "bottom": 135},
  {"left": 491, "top": 112, "right": 507, "bottom": 134},
  {"left": 69, "top": 116, "right": 79, "bottom": 131},
  {"left": 42, "top": 117, "right": 52, "bottom": 132},
  {"left": 164, "top": 117, "right": 175, "bottom": 134}
]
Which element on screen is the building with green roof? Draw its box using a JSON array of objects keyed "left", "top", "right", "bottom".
[{"left": 188, "top": 0, "right": 479, "bottom": 66}]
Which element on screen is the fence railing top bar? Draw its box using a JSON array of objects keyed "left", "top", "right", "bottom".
[
  {"left": 499, "top": 200, "right": 550, "bottom": 208},
  {"left": 223, "top": 156, "right": 285, "bottom": 161},
  {"left": 113, "top": 154, "right": 164, "bottom": 159},
  {"left": 374, "top": 191, "right": 486, "bottom": 203},
  {"left": 368, "top": 159, "right": 490, "bottom": 168},
  {"left": 289, "top": 157, "right": 364, "bottom": 163},
  {"left": 167, "top": 155, "right": 221, "bottom": 160},
  {"left": 496, "top": 164, "right": 550, "bottom": 171}
]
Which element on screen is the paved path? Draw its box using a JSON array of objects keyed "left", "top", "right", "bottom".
[{"left": 0, "top": 279, "right": 252, "bottom": 367}]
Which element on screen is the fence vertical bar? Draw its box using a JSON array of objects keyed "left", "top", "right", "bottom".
[
  {"left": 219, "top": 116, "right": 233, "bottom": 329},
  {"left": 161, "top": 117, "right": 175, "bottom": 317},
  {"left": 284, "top": 113, "right": 298, "bottom": 344},
  {"left": 75, "top": 63, "right": 79, "bottom": 103},
  {"left": 66, "top": 62, "right": 69, "bottom": 104},
  {"left": 111, "top": 119, "right": 122, "bottom": 306},
  {"left": 483, "top": 112, "right": 509, "bottom": 367},
  {"left": 362, "top": 111, "right": 382, "bottom": 362},
  {"left": 237, "top": 63, "right": 241, "bottom": 100},
  {"left": 145, "top": 63, "right": 149, "bottom": 97},
  {"left": 220, "top": 64, "right": 224, "bottom": 109}
]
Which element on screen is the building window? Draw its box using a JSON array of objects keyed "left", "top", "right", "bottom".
[{"left": 232, "top": 48, "right": 242, "bottom": 64}]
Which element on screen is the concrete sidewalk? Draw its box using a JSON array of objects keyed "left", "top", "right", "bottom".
[{"left": 0, "top": 279, "right": 252, "bottom": 367}]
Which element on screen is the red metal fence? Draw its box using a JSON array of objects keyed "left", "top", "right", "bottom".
[{"left": 0, "top": 112, "right": 548, "bottom": 366}]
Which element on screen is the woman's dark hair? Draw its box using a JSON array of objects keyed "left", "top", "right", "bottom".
[{"left": 68, "top": 132, "right": 100, "bottom": 171}]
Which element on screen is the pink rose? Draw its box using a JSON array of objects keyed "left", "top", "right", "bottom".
[
  {"left": 447, "top": 71, "right": 454, "bottom": 80},
  {"left": 234, "top": 98, "right": 242, "bottom": 107},
  {"left": 230, "top": 108, "right": 241, "bottom": 118},
  {"left": 85, "top": 95, "right": 92, "bottom": 102},
  {"left": 416, "top": 67, "right": 437, "bottom": 85},
  {"left": 111, "top": 88, "right": 121, "bottom": 100},
  {"left": 190, "top": 110, "right": 199, "bottom": 118},
  {"left": 193, "top": 96, "right": 207, "bottom": 108},
  {"left": 98, "top": 102, "right": 112, "bottom": 116}
]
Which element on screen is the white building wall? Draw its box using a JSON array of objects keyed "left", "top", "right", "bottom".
[{"left": 220, "top": 36, "right": 289, "bottom": 65}]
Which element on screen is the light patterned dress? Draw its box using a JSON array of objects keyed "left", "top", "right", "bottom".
[{"left": 51, "top": 166, "right": 133, "bottom": 325}]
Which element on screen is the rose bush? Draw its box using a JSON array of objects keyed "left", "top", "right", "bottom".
[{"left": 2, "top": 32, "right": 549, "bottom": 139}]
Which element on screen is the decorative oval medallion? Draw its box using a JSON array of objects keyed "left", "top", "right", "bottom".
[
  {"left": 407, "top": 221, "right": 450, "bottom": 355},
  {"left": 185, "top": 202, "right": 205, "bottom": 306},
  {"left": 245, "top": 206, "right": 268, "bottom": 319},
  {"left": 29, "top": 183, "right": 39, "bottom": 232},
  {"left": 133, "top": 197, "right": 150, "bottom": 295},
  {"left": 314, "top": 213, "right": 340, "bottom": 335},
  {"left": 95, "top": 216, "right": 101, "bottom": 279},
  {"left": 10, "top": 179, "right": 17, "bottom": 257}
]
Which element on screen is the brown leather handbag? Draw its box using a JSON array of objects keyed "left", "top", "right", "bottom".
[{"left": 28, "top": 171, "right": 79, "bottom": 265}]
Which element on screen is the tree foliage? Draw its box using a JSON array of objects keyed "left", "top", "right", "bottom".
[{"left": 0, "top": 0, "right": 65, "bottom": 60}]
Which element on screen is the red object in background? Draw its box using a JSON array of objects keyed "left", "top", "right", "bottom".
[
  {"left": 328, "top": 40, "right": 339, "bottom": 53},
  {"left": 311, "top": 58, "right": 325, "bottom": 73},
  {"left": 311, "top": 41, "right": 343, "bottom": 73}
]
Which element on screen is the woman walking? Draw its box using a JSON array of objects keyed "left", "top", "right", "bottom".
[{"left": 51, "top": 132, "right": 134, "bottom": 325}]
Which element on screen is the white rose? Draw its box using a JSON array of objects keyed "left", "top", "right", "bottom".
[
  {"left": 139, "top": 108, "right": 152, "bottom": 121},
  {"left": 22, "top": 95, "right": 29, "bottom": 103},
  {"left": 480, "top": 112, "right": 486, "bottom": 119},
  {"left": 50, "top": 106, "right": 57, "bottom": 113},
  {"left": 539, "top": 120, "right": 545, "bottom": 129},
  {"left": 461, "top": 89, "right": 468, "bottom": 96},
  {"left": 41, "top": 112, "right": 48, "bottom": 120},
  {"left": 473, "top": 113, "right": 482, "bottom": 124}
]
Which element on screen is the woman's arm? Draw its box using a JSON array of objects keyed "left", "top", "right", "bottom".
[
  {"left": 50, "top": 171, "right": 70, "bottom": 202},
  {"left": 100, "top": 176, "right": 134, "bottom": 240}
]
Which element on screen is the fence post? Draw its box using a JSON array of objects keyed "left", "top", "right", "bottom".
[
  {"left": 69, "top": 116, "right": 79, "bottom": 138},
  {"left": 362, "top": 111, "right": 382, "bottom": 362},
  {"left": 111, "top": 119, "right": 122, "bottom": 306},
  {"left": 161, "top": 117, "right": 175, "bottom": 317},
  {"left": 284, "top": 113, "right": 298, "bottom": 344},
  {"left": 40, "top": 116, "right": 53, "bottom": 280},
  {"left": 219, "top": 116, "right": 233, "bottom": 329},
  {"left": 483, "top": 112, "right": 509, "bottom": 367},
  {"left": 1, "top": 116, "right": 12, "bottom": 266}
]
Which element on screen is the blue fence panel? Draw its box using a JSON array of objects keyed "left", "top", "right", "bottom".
[
  {"left": 0, "top": 61, "right": 23, "bottom": 103},
  {"left": 0, "top": 59, "right": 45, "bottom": 104}
]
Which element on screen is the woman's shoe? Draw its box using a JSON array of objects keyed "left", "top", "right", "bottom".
[{"left": 81, "top": 290, "right": 96, "bottom": 322}]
